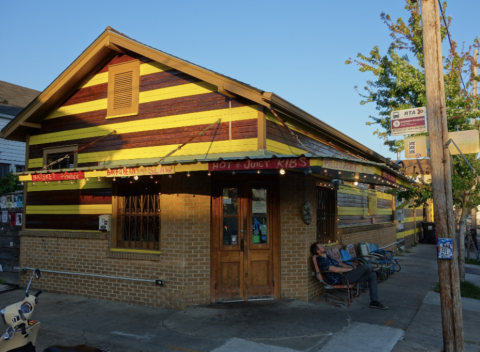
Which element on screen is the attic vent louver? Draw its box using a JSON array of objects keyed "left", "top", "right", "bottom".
[
  {"left": 107, "top": 60, "right": 140, "bottom": 117},
  {"left": 113, "top": 71, "right": 133, "bottom": 110}
]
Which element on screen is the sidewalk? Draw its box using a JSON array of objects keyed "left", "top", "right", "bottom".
[{"left": 0, "top": 244, "right": 477, "bottom": 352}]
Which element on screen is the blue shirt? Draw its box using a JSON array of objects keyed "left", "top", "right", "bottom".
[{"left": 316, "top": 255, "right": 342, "bottom": 285}]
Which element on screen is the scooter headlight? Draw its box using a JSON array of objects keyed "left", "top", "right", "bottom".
[{"left": 0, "top": 308, "right": 5, "bottom": 325}]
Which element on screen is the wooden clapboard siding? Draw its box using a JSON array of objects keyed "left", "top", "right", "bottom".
[
  {"left": 27, "top": 179, "right": 111, "bottom": 192},
  {"left": 26, "top": 204, "right": 112, "bottom": 215},
  {"left": 31, "top": 104, "right": 256, "bottom": 147},
  {"left": 25, "top": 180, "right": 112, "bottom": 231},
  {"left": 25, "top": 214, "right": 100, "bottom": 230},
  {"left": 35, "top": 93, "right": 252, "bottom": 135},
  {"left": 29, "top": 120, "right": 256, "bottom": 160},
  {"left": 27, "top": 189, "right": 112, "bottom": 205},
  {"left": 377, "top": 199, "right": 391, "bottom": 209},
  {"left": 339, "top": 215, "right": 392, "bottom": 227},
  {"left": 29, "top": 138, "right": 257, "bottom": 169}
]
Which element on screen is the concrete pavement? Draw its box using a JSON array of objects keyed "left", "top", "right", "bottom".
[{"left": 0, "top": 244, "right": 477, "bottom": 352}]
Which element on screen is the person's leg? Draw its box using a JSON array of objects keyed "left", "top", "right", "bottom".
[{"left": 342, "top": 264, "right": 379, "bottom": 302}]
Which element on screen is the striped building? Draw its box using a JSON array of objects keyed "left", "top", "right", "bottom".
[{"left": 2, "top": 28, "right": 410, "bottom": 309}]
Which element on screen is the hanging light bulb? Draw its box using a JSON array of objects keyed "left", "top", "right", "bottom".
[
  {"left": 279, "top": 169, "right": 286, "bottom": 175},
  {"left": 58, "top": 180, "right": 61, "bottom": 184},
  {"left": 338, "top": 171, "right": 342, "bottom": 174},
  {"left": 134, "top": 175, "right": 139, "bottom": 181},
  {"left": 308, "top": 168, "right": 312, "bottom": 174},
  {"left": 354, "top": 181, "right": 358, "bottom": 186},
  {"left": 187, "top": 172, "right": 190, "bottom": 177},
  {"left": 150, "top": 175, "right": 153, "bottom": 179},
  {"left": 20, "top": 181, "right": 24, "bottom": 186},
  {"left": 70, "top": 181, "right": 73, "bottom": 184},
  {"left": 32, "top": 182, "right": 35, "bottom": 186},
  {"left": 113, "top": 177, "right": 116, "bottom": 182},
  {"left": 155, "top": 180, "right": 158, "bottom": 184},
  {"left": 130, "top": 180, "right": 133, "bottom": 184},
  {"left": 232, "top": 171, "right": 236, "bottom": 175},
  {"left": 207, "top": 172, "right": 211, "bottom": 176},
  {"left": 257, "top": 170, "right": 261, "bottom": 174},
  {"left": 169, "top": 174, "right": 172, "bottom": 178},
  {"left": 97, "top": 177, "right": 101, "bottom": 182}
]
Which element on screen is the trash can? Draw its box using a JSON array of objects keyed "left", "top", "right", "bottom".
[{"left": 421, "top": 222, "right": 436, "bottom": 244}]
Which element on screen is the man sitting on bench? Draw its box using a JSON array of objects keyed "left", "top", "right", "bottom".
[{"left": 311, "top": 242, "right": 388, "bottom": 310}]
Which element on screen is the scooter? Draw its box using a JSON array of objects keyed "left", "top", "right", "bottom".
[{"left": 0, "top": 269, "right": 106, "bottom": 352}]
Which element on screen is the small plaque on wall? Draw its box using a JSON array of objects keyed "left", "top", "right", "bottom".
[{"left": 302, "top": 202, "right": 312, "bottom": 225}]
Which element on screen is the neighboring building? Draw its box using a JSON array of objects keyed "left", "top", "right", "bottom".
[
  {"left": 2, "top": 28, "right": 410, "bottom": 309},
  {"left": 397, "top": 159, "right": 430, "bottom": 245},
  {"left": 0, "top": 81, "right": 40, "bottom": 177}
]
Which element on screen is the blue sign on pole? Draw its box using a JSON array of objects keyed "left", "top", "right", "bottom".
[{"left": 437, "top": 238, "right": 453, "bottom": 259}]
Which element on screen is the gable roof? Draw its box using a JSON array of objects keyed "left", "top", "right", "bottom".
[
  {"left": 0, "top": 80, "right": 40, "bottom": 118},
  {"left": 1, "top": 27, "right": 398, "bottom": 169}
]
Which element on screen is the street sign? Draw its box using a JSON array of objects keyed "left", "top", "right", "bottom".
[
  {"left": 404, "top": 135, "right": 429, "bottom": 159},
  {"left": 391, "top": 107, "right": 427, "bottom": 136},
  {"left": 447, "top": 130, "right": 480, "bottom": 155}
]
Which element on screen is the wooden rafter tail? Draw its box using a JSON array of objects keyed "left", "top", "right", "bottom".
[
  {"left": 158, "top": 119, "right": 221, "bottom": 162},
  {"left": 269, "top": 108, "right": 315, "bottom": 156},
  {"left": 42, "top": 130, "right": 117, "bottom": 170}
]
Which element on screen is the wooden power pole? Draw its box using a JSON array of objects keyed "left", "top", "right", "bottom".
[{"left": 420, "top": 0, "right": 465, "bottom": 351}]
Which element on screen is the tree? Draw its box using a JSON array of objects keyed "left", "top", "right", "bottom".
[
  {"left": 0, "top": 172, "right": 22, "bottom": 195},
  {"left": 346, "top": 0, "right": 480, "bottom": 281}
]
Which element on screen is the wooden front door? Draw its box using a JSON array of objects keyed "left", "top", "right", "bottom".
[{"left": 211, "top": 180, "right": 278, "bottom": 302}]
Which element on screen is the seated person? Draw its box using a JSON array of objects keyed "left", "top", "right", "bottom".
[{"left": 310, "top": 242, "right": 388, "bottom": 310}]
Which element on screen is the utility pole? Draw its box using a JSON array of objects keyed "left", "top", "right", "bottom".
[
  {"left": 420, "top": 1, "right": 464, "bottom": 351},
  {"left": 471, "top": 49, "right": 478, "bottom": 261}
]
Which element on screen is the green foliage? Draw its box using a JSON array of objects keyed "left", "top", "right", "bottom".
[
  {"left": 0, "top": 172, "right": 23, "bottom": 195},
  {"left": 347, "top": 0, "right": 480, "bottom": 154},
  {"left": 465, "top": 258, "right": 480, "bottom": 266},
  {"left": 435, "top": 281, "right": 480, "bottom": 300}
]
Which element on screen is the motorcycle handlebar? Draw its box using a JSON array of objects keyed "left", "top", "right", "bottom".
[{"left": 34, "top": 290, "right": 42, "bottom": 297}]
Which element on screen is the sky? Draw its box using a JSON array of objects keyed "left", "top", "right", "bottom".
[{"left": 2, "top": 0, "right": 479, "bottom": 160}]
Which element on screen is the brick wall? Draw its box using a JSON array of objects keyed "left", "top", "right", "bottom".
[
  {"left": 278, "top": 174, "right": 321, "bottom": 302},
  {"left": 19, "top": 173, "right": 211, "bottom": 309}
]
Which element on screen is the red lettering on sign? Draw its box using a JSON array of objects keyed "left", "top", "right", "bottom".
[
  {"left": 32, "top": 171, "right": 85, "bottom": 182},
  {"left": 208, "top": 157, "right": 310, "bottom": 171}
]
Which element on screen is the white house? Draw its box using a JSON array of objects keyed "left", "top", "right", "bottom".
[{"left": 0, "top": 81, "right": 39, "bottom": 178}]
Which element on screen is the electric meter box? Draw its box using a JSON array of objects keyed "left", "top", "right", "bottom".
[{"left": 99, "top": 215, "right": 111, "bottom": 232}]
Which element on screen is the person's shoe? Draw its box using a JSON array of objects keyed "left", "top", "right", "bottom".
[{"left": 370, "top": 301, "right": 388, "bottom": 310}]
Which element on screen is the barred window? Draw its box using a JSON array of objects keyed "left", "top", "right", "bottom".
[
  {"left": 316, "top": 186, "right": 337, "bottom": 243},
  {"left": 115, "top": 180, "right": 160, "bottom": 250}
]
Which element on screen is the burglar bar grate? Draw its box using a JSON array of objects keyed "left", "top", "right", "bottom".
[{"left": 316, "top": 186, "right": 336, "bottom": 243}]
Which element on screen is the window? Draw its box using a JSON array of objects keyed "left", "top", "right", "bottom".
[
  {"left": 107, "top": 60, "right": 140, "bottom": 117},
  {"left": 43, "top": 146, "right": 78, "bottom": 170},
  {"left": 0, "top": 163, "right": 10, "bottom": 178},
  {"left": 316, "top": 186, "right": 337, "bottom": 243},
  {"left": 15, "top": 165, "right": 25, "bottom": 173},
  {"left": 114, "top": 180, "right": 160, "bottom": 250}
]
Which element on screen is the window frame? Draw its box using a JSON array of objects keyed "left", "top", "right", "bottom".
[
  {"left": 0, "top": 163, "right": 11, "bottom": 178},
  {"left": 106, "top": 60, "right": 140, "bottom": 118},
  {"left": 42, "top": 145, "right": 78, "bottom": 171},
  {"left": 111, "top": 179, "right": 161, "bottom": 251},
  {"left": 316, "top": 185, "right": 338, "bottom": 244},
  {"left": 15, "top": 165, "right": 25, "bottom": 173}
]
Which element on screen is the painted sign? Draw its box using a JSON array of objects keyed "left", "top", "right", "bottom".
[
  {"left": 391, "top": 107, "right": 427, "bottom": 136},
  {"left": 32, "top": 171, "right": 85, "bottom": 182},
  {"left": 438, "top": 238, "right": 453, "bottom": 259},
  {"left": 404, "top": 135, "right": 429, "bottom": 159},
  {"left": 323, "top": 158, "right": 374, "bottom": 174},
  {"left": 208, "top": 157, "right": 309, "bottom": 171},
  {"left": 382, "top": 171, "right": 396, "bottom": 183},
  {"left": 106, "top": 165, "right": 175, "bottom": 177},
  {"left": 447, "top": 130, "right": 480, "bottom": 155}
]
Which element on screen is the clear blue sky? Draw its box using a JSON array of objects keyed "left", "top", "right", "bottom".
[{"left": 2, "top": 0, "right": 479, "bottom": 160}]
